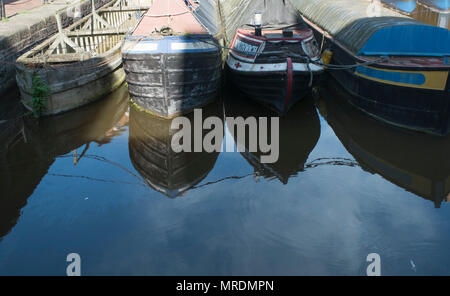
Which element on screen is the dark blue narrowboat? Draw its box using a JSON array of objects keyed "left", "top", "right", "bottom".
[{"left": 290, "top": 0, "right": 450, "bottom": 135}]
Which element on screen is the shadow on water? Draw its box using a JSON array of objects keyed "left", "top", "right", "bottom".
[
  {"left": 317, "top": 76, "right": 450, "bottom": 208},
  {"left": 0, "top": 83, "right": 130, "bottom": 240},
  {"left": 128, "top": 99, "right": 224, "bottom": 198},
  {"left": 224, "top": 84, "right": 321, "bottom": 184}
]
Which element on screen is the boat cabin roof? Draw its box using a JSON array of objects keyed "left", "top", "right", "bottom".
[
  {"left": 290, "top": 0, "right": 450, "bottom": 57},
  {"left": 132, "top": 0, "right": 207, "bottom": 36}
]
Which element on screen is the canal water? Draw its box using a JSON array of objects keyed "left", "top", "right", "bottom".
[{"left": 0, "top": 77, "right": 449, "bottom": 275}]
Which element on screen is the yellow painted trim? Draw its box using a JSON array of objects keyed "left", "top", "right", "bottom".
[{"left": 355, "top": 66, "right": 448, "bottom": 91}]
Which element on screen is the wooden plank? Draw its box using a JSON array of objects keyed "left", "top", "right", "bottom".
[
  {"left": 93, "top": 12, "right": 112, "bottom": 28},
  {"left": 62, "top": 36, "right": 85, "bottom": 53},
  {"left": 45, "top": 34, "right": 64, "bottom": 55},
  {"left": 67, "top": 29, "right": 128, "bottom": 36},
  {"left": 101, "top": 7, "right": 151, "bottom": 12},
  {"left": 44, "top": 53, "right": 91, "bottom": 63}
]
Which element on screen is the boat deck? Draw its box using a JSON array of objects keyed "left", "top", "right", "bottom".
[{"left": 132, "top": 0, "right": 207, "bottom": 36}]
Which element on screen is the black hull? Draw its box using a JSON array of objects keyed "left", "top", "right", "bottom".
[
  {"left": 123, "top": 45, "right": 222, "bottom": 119},
  {"left": 226, "top": 66, "right": 321, "bottom": 115},
  {"left": 312, "top": 28, "right": 450, "bottom": 135}
]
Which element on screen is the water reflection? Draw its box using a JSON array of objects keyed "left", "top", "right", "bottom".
[
  {"left": 0, "top": 84, "right": 129, "bottom": 240},
  {"left": 224, "top": 89, "right": 321, "bottom": 184},
  {"left": 22, "top": 85, "right": 129, "bottom": 159},
  {"left": 413, "top": 2, "right": 450, "bottom": 29},
  {"left": 317, "top": 78, "right": 450, "bottom": 208},
  {"left": 128, "top": 101, "right": 223, "bottom": 198}
]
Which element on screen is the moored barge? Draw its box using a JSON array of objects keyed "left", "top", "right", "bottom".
[
  {"left": 290, "top": 0, "right": 450, "bottom": 135},
  {"left": 226, "top": 23, "right": 324, "bottom": 115},
  {"left": 122, "top": 0, "right": 222, "bottom": 119},
  {"left": 15, "top": 0, "right": 148, "bottom": 116}
]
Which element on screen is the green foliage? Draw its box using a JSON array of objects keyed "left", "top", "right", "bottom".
[{"left": 31, "top": 73, "right": 49, "bottom": 119}]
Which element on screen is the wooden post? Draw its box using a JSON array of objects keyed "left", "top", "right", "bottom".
[
  {"left": 56, "top": 13, "right": 63, "bottom": 33},
  {"left": 73, "top": 149, "right": 78, "bottom": 165},
  {"left": 55, "top": 14, "right": 69, "bottom": 54},
  {"left": 1, "top": 0, "right": 6, "bottom": 19},
  {"left": 91, "top": 0, "right": 95, "bottom": 34}
]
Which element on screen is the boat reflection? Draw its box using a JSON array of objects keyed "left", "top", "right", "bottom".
[
  {"left": 0, "top": 84, "right": 130, "bottom": 239},
  {"left": 22, "top": 83, "right": 129, "bottom": 159},
  {"left": 224, "top": 89, "right": 321, "bottom": 184},
  {"left": 128, "top": 101, "right": 223, "bottom": 198},
  {"left": 318, "top": 77, "right": 450, "bottom": 207}
]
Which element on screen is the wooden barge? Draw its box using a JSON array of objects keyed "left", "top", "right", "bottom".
[
  {"left": 15, "top": 0, "right": 149, "bottom": 116},
  {"left": 122, "top": 0, "right": 222, "bottom": 119},
  {"left": 289, "top": 0, "right": 450, "bottom": 135}
]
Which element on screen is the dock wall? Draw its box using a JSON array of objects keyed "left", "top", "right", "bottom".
[{"left": 0, "top": 0, "right": 113, "bottom": 95}]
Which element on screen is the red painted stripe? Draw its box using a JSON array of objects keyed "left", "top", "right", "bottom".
[{"left": 284, "top": 58, "right": 293, "bottom": 112}]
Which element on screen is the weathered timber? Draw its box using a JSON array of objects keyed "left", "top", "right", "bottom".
[{"left": 15, "top": 0, "right": 148, "bottom": 115}]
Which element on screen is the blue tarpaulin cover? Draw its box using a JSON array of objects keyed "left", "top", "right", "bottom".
[{"left": 289, "top": 0, "right": 450, "bottom": 56}]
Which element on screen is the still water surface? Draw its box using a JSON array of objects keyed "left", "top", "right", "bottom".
[{"left": 0, "top": 78, "right": 449, "bottom": 275}]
